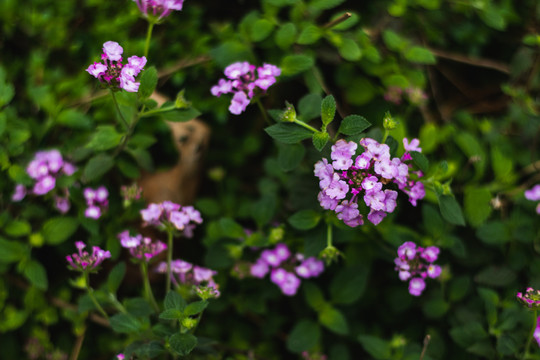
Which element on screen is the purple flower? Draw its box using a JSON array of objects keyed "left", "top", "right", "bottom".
[
  {"left": 421, "top": 246, "right": 440, "bottom": 262},
  {"left": 427, "top": 264, "right": 442, "bottom": 278},
  {"left": 398, "top": 241, "right": 417, "bottom": 260},
  {"left": 33, "top": 176, "right": 56, "bottom": 195},
  {"left": 11, "top": 184, "right": 26, "bottom": 202},
  {"left": 250, "top": 260, "right": 269, "bottom": 278},
  {"left": 193, "top": 266, "right": 217, "bottom": 283},
  {"left": 408, "top": 277, "right": 426, "bottom": 296},
  {"left": 141, "top": 203, "right": 163, "bottom": 225},
  {"left": 132, "top": 0, "right": 185, "bottom": 19},
  {"left": 331, "top": 140, "right": 357, "bottom": 170},
  {"left": 525, "top": 185, "right": 540, "bottom": 215},
  {"left": 535, "top": 317, "right": 540, "bottom": 347},
  {"left": 66, "top": 241, "right": 110, "bottom": 272},
  {"left": 83, "top": 186, "right": 108, "bottom": 219},
  {"left": 86, "top": 62, "right": 108, "bottom": 78},
  {"left": 141, "top": 201, "right": 202, "bottom": 236},
  {"left": 54, "top": 195, "right": 71, "bottom": 214},
  {"left": 103, "top": 41, "right": 123, "bottom": 61},
  {"left": 295, "top": 257, "right": 324, "bottom": 278},
  {"left": 211, "top": 61, "right": 280, "bottom": 115},
  {"left": 279, "top": 272, "right": 301, "bottom": 296},
  {"left": 403, "top": 138, "right": 422, "bottom": 153}
]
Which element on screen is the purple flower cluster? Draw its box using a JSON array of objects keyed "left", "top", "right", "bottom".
[
  {"left": 86, "top": 41, "right": 146, "bottom": 93},
  {"left": 156, "top": 259, "right": 220, "bottom": 297},
  {"left": 250, "top": 244, "right": 324, "bottom": 296},
  {"left": 84, "top": 186, "right": 109, "bottom": 219},
  {"left": 66, "top": 241, "right": 111, "bottom": 272},
  {"left": 140, "top": 201, "right": 202, "bottom": 237},
  {"left": 394, "top": 241, "right": 441, "bottom": 296},
  {"left": 517, "top": 288, "right": 540, "bottom": 309},
  {"left": 314, "top": 137, "right": 425, "bottom": 227},
  {"left": 525, "top": 185, "right": 540, "bottom": 215},
  {"left": 12, "top": 150, "right": 76, "bottom": 213},
  {"left": 211, "top": 62, "right": 281, "bottom": 115},
  {"left": 118, "top": 230, "right": 167, "bottom": 262},
  {"left": 132, "top": 0, "right": 184, "bottom": 19}
]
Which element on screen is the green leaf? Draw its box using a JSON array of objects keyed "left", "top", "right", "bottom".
[
  {"left": 159, "top": 309, "right": 183, "bottom": 320},
  {"left": 134, "top": 341, "right": 165, "bottom": 358},
  {"left": 309, "top": 0, "right": 346, "bottom": 10},
  {"left": 338, "top": 115, "right": 371, "bottom": 135},
  {"left": 164, "top": 291, "right": 186, "bottom": 311},
  {"left": 8, "top": 165, "right": 32, "bottom": 186},
  {"left": 107, "top": 262, "right": 126, "bottom": 294},
  {"left": 286, "top": 319, "right": 320, "bottom": 353},
  {"left": 321, "top": 95, "right": 336, "bottom": 127},
  {"left": 338, "top": 39, "right": 362, "bottom": 61},
  {"left": 83, "top": 154, "right": 114, "bottom": 182},
  {"left": 330, "top": 266, "right": 368, "bottom": 305},
  {"left": 297, "top": 25, "right": 322, "bottom": 45},
  {"left": 22, "top": 260, "right": 48, "bottom": 290},
  {"left": 382, "top": 30, "right": 408, "bottom": 51},
  {"left": 303, "top": 283, "right": 327, "bottom": 312},
  {"left": 358, "top": 335, "right": 391, "bottom": 360},
  {"left": 127, "top": 148, "right": 153, "bottom": 171},
  {"left": 422, "top": 297, "right": 449, "bottom": 319},
  {"left": 42, "top": 217, "right": 79, "bottom": 245},
  {"left": 464, "top": 187, "right": 492, "bottom": 227},
  {"left": 4, "top": 220, "right": 31, "bottom": 237},
  {"left": 475, "top": 266, "right": 516, "bottom": 287},
  {"left": 288, "top": 210, "right": 321, "bottom": 230},
  {"left": 218, "top": 217, "right": 245, "bottom": 239},
  {"left": 184, "top": 300, "right": 208, "bottom": 316},
  {"left": 56, "top": 109, "right": 92, "bottom": 129},
  {"left": 450, "top": 322, "right": 488, "bottom": 348},
  {"left": 85, "top": 125, "right": 123, "bottom": 152},
  {"left": 312, "top": 132, "right": 329, "bottom": 151},
  {"left": 298, "top": 93, "right": 322, "bottom": 121},
  {"left": 160, "top": 108, "right": 201, "bottom": 122},
  {"left": 125, "top": 298, "right": 154, "bottom": 317},
  {"left": 280, "top": 55, "right": 315, "bottom": 76},
  {"left": 128, "top": 134, "right": 157, "bottom": 149},
  {"left": 275, "top": 22, "right": 297, "bottom": 49},
  {"left": 318, "top": 306, "right": 349, "bottom": 335},
  {"left": 278, "top": 143, "right": 306, "bottom": 171},
  {"left": 109, "top": 313, "right": 142, "bottom": 334},
  {"left": 410, "top": 151, "right": 429, "bottom": 172},
  {"left": 476, "top": 221, "right": 510, "bottom": 245},
  {"left": 169, "top": 333, "right": 197, "bottom": 356},
  {"left": 404, "top": 46, "right": 436, "bottom": 64},
  {"left": 250, "top": 18, "right": 274, "bottom": 42},
  {"left": 139, "top": 66, "right": 158, "bottom": 100},
  {"left": 437, "top": 195, "right": 465, "bottom": 226},
  {"left": 0, "top": 238, "right": 27, "bottom": 263},
  {"left": 265, "top": 123, "right": 313, "bottom": 144}
]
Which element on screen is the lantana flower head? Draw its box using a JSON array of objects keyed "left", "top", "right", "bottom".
[
  {"left": 132, "top": 0, "right": 185, "bottom": 20},
  {"left": 140, "top": 201, "right": 202, "bottom": 237},
  {"left": 66, "top": 241, "right": 111, "bottom": 272},
  {"left": 156, "top": 259, "right": 220, "bottom": 298},
  {"left": 525, "top": 184, "right": 540, "bottom": 215},
  {"left": 517, "top": 288, "right": 540, "bottom": 309},
  {"left": 211, "top": 62, "right": 281, "bottom": 115},
  {"left": 12, "top": 149, "right": 76, "bottom": 213},
  {"left": 394, "top": 241, "right": 442, "bottom": 296},
  {"left": 83, "top": 186, "right": 109, "bottom": 219},
  {"left": 249, "top": 243, "right": 324, "bottom": 296},
  {"left": 314, "top": 137, "right": 425, "bottom": 227},
  {"left": 118, "top": 230, "right": 167, "bottom": 262},
  {"left": 86, "top": 41, "right": 146, "bottom": 93}
]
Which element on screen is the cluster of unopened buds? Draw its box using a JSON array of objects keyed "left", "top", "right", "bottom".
[
  {"left": 156, "top": 259, "right": 220, "bottom": 298},
  {"left": 83, "top": 186, "right": 109, "bottom": 219},
  {"left": 394, "top": 241, "right": 441, "bottom": 296},
  {"left": 517, "top": 288, "right": 540, "bottom": 309},
  {"left": 12, "top": 149, "right": 76, "bottom": 213},
  {"left": 86, "top": 41, "right": 146, "bottom": 93},
  {"left": 314, "top": 137, "right": 425, "bottom": 227},
  {"left": 118, "top": 230, "right": 167, "bottom": 263},
  {"left": 211, "top": 61, "right": 281, "bottom": 114},
  {"left": 525, "top": 185, "right": 540, "bottom": 214},
  {"left": 132, "top": 0, "right": 184, "bottom": 20},
  {"left": 66, "top": 241, "right": 111, "bottom": 272},
  {"left": 120, "top": 183, "right": 142, "bottom": 207},
  {"left": 250, "top": 244, "right": 324, "bottom": 296},
  {"left": 140, "top": 201, "right": 202, "bottom": 237}
]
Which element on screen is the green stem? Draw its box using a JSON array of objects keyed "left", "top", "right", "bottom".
[
  {"left": 327, "top": 222, "right": 333, "bottom": 248},
  {"left": 144, "top": 21, "right": 155, "bottom": 58},
  {"left": 141, "top": 262, "right": 160, "bottom": 312},
  {"left": 84, "top": 272, "right": 109, "bottom": 321},
  {"left": 524, "top": 309, "right": 538, "bottom": 359},
  {"left": 166, "top": 230, "right": 174, "bottom": 294},
  {"left": 254, "top": 97, "right": 271, "bottom": 125},
  {"left": 294, "top": 118, "right": 319, "bottom": 134},
  {"left": 110, "top": 90, "right": 129, "bottom": 130},
  {"left": 140, "top": 105, "right": 176, "bottom": 118},
  {"left": 382, "top": 129, "right": 390, "bottom": 144}
]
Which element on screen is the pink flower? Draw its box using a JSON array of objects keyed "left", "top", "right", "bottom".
[
  {"left": 403, "top": 138, "right": 422, "bottom": 153},
  {"left": 229, "top": 91, "right": 250, "bottom": 115},
  {"left": 102, "top": 41, "right": 123, "bottom": 61},
  {"left": 408, "top": 277, "right": 426, "bottom": 296}
]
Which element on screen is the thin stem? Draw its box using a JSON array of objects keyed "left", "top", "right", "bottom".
[
  {"left": 110, "top": 90, "right": 129, "bottom": 130},
  {"left": 293, "top": 118, "right": 319, "bottom": 134},
  {"left": 166, "top": 230, "right": 174, "bottom": 294},
  {"left": 69, "top": 326, "right": 86, "bottom": 360},
  {"left": 254, "top": 97, "right": 271, "bottom": 125},
  {"left": 84, "top": 272, "right": 109, "bottom": 320},
  {"left": 140, "top": 105, "right": 176, "bottom": 118},
  {"left": 419, "top": 334, "right": 431, "bottom": 360},
  {"left": 382, "top": 129, "right": 390, "bottom": 144},
  {"left": 524, "top": 309, "right": 538, "bottom": 359},
  {"left": 327, "top": 223, "right": 333, "bottom": 248},
  {"left": 141, "top": 262, "right": 160, "bottom": 312},
  {"left": 323, "top": 12, "right": 352, "bottom": 29},
  {"left": 144, "top": 21, "right": 155, "bottom": 58}
]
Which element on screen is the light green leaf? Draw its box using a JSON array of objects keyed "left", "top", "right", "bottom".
[
  {"left": 184, "top": 300, "right": 208, "bottom": 316},
  {"left": 86, "top": 125, "right": 123, "bottom": 152},
  {"left": 139, "top": 66, "right": 158, "bottom": 100},
  {"left": 404, "top": 46, "right": 436, "bottom": 64},
  {"left": 321, "top": 95, "right": 336, "bottom": 127},
  {"left": 0, "top": 237, "right": 27, "bottom": 263},
  {"left": 312, "top": 131, "right": 329, "bottom": 151},
  {"left": 109, "top": 313, "right": 142, "bottom": 334},
  {"left": 297, "top": 25, "right": 322, "bottom": 45},
  {"left": 160, "top": 108, "right": 201, "bottom": 122},
  {"left": 338, "top": 115, "right": 371, "bottom": 135},
  {"left": 251, "top": 19, "right": 275, "bottom": 42},
  {"left": 288, "top": 210, "right": 321, "bottom": 230},
  {"left": 358, "top": 335, "right": 391, "bottom": 360},
  {"left": 280, "top": 55, "right": 315, "bottom": 76},
  {"left": 318, "top": 306, "right": 349, "bottom": 335},
  {"left": 437, "top": 195, "right": 465, "bottom": 226},
  {"left": 4, "top": 220, "right": 31, "bottom": 237},
  {"left": 275, "top": 23, "right": 297, "bottom": 49},
  {"left": 83, "top": 154, "right": 115, "bottom": 182},
  {"left": 169, "top": 333, "right": 197, "bottom": 356},
  {"left": 411, "top": 151, "right": 429, "bottom": 172},
  {"left": 338, "top": 39, "right": 362, "bottom": 61},
  {"left": 42, "top": 217, "right": 79, "bottom": 245},
  {"left": 265, "top": 123, "right": 313, "bottom": 144},
  {"left": 22, "top": 260, "right": 48, "bottom": 290},
  {"left": 464, "top": 187, "right": 492, "bottom": 227},
  {"left": 107, "top": 262, "right": 126, "bottom": 294},
  {"left": 164, "top": 291, "right": 186, "bottom": 311}
]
